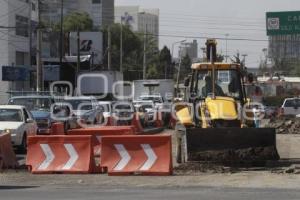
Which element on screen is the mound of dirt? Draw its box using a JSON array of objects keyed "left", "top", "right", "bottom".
[
  {"left": 188, "top": 146, "right": 279, "bottom": 163},
  {"left": 266, "top": 116, "right": 300, "bottom": 134}
]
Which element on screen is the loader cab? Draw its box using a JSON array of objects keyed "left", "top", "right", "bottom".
[{"left": 188, "top": 63, "right": 246, "bottom": 105}]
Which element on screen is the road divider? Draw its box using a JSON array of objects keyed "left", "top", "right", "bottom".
[
  {"left": 101, "top": 135, "right": 172, "bottom": 175},
  {"left": 67, "top": 126, "right": 135, "bottom": 157},
  {"left": 26, "top": 135, "right": 95, "bottom": 174},
  {"left": 50, "top": 122, "right": 65, "bottom": 135},
  {"left": 131, "top": 113, "right": 144, "bottom": 134},
  {"left": 0, "top": 133, "right": 18, "bottom": 169}
]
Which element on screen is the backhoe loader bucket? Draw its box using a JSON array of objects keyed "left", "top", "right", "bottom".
[{"left": 176, "top": 125, "right": 279, "bottom": 164}]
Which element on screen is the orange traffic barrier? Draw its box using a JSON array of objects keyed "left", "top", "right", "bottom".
[
  {"left": 26, "top": 135, "right": 96, "bottom": 174},
  {"left": 131, "top": 113, "right": 144, "bottom": 134},
  {"left": 51, "top": 122, "right": 65, "bottom": 135},
  {"left": 67, "top": 126, "right": 135, "bottom": 156},
  {"left": 155, "top": 111, "right": 164, "bottom": 128},
  {"left": 67, "top": 126, "right": 135, "bottom": 136},
  {"left": 101, "top": 135, "right": 172, "bottom": 176},
  {"left": 104, "top": 116, "right": 115, "bottom": 126},
  {"left": 0, "top": 133, "right": 18, "bottom": 169}
]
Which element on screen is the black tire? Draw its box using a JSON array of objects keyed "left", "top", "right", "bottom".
[{"left": 19, "top": 133, "right": 27, "bottom": 154}]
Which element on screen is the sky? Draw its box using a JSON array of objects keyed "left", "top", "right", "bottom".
[{"left": 115, "top": 0, "right": 300, "bottom": 68}]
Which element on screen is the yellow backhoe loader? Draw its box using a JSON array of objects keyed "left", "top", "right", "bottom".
[{"left": 175, "top": 39, "right": 279, "bottom": 164}]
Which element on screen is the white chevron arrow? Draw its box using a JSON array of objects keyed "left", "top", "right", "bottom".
[
  {"left": 140, "top": 144, "right": 157, "bottom": 171},
  {"left": 62, "top": 144, "right": 79, "bottom": 170},
  {"left": 113, "top": 144, "right": 131, "bottom": 171},
  {"left": 38, "top": 144, "right": 55, "bottom": 170}
]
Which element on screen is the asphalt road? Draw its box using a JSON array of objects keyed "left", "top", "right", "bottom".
[{"left": 0, "top": 185, "right": 300, "bottom": 200}]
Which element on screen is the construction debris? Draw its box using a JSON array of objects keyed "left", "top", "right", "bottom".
[
  {"left": 266, "top": 116, "right": 300, "bottom": 134},
  {"left": 188, "top": 146, "right": 279, "bottom": 162}
]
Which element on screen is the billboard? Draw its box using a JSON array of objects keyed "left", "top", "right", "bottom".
[
  {"left": 266, "top": 11, "right": 300, "bottom": 36},
  {"left": 69, "top": 32, "right": 103, "bottom": 64},
  {"left": 2, "top": 66, "right": 29, "bottom": 81}
]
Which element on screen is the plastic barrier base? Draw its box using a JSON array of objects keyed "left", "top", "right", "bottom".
[
  {"left": 101, "top": 135, "right": 172, "bottom": 176},
  {"left": 26, "top": 135, "right": 96, "bottom": 174}
]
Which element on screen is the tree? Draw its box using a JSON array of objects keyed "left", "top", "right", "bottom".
[
  {"left": 102, "top": 24, "right": 162, "bottom": 80},
  {"left": 147, "top": 64, "right": 159, "bottom": 79},
  {"left": 159, "top": 46, "right": 172, "bottom": 79},
  {"left": 102, "top": 24, "right": 143, "bottom": 80},
  {"left": 63, "top": 12, "right": 93, "bottom": 32},
  {"left": 179, "top": 54, "right": 192, "bottom": 81},
  {"left": 45, "top": 12, "right": 94, "bottom": 58}
]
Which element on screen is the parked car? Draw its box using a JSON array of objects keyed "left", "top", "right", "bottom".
[
  {"left": 133, "top": 100, "right": 156, "bottom": 127},
  {"left": 63, "top": 96, "right": 102, "bottom": 129},
  {"left": 137, "top": 95, "right": 170, "bottom": 125},
  {"left": 138, "top": 95, "right": 164, "bottom": 107},
  {"left": 98, "top": 101, "right": 112, "bottom": 118},
  {"left": 8, "top": 96, "right": 56, "bottom": 134},
  {"left": 0, "top": 105, "right": 37, "bottom": 151},
  {"left": 280, "top": 97, "right": 300, "bottom": 116},
  {"left": 112, "top": 101, "right": 135, "bottom": 125}
]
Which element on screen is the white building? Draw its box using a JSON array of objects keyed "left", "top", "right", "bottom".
[
  {"left": 115, "top": 6, "right": 159, "bottom": 47},
  {"left": 0, "top": 0, "right": 39, "bottom": 103}
]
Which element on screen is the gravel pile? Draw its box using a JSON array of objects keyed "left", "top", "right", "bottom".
[{"left": 266, "top": 116, "right": 300, "bottom": 134}]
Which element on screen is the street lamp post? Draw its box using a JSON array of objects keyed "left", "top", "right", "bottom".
[
  {"left": 242, "top": 54, "right": 248, "bottom": 67},
  {"left": 225, "top": 33, "right": 229, "bottom": 62},
  {"left": 171, "top": 39, "right": 186, "bottom": 61},
  {"left": 120, "top": 20, "right": 123, "bottom": 73},
  {"left": 171, "top": 39, "right": 186, "bottom": 94},
  {"left": 176, "top": 49, "right": 183, "bottom": 95}
]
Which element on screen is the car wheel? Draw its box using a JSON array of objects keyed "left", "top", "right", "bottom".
[{"left": 19, "top": 133, "right": 27, "bottom": 154}]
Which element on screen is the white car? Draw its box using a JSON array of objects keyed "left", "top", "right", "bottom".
[
  {"left": 98, "top": 101, "right": 112, "bottom": 118},
  {"left": 280, "top": 97, "right": 300, "bottom": 116},
  {"left": 0, "top": 105, "right": 37, "bottom": 151}
]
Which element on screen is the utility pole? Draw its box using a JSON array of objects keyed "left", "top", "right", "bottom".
[
  {"left": 225, "top": 33, "right": 229, "bottom": 62},
  {"left": 176, "top": 54, "right": 182, "bottom": 96},
  {"left": 76, "top": 28, "right": 80, "bottom": 83},
  {"left": 143, "top": 25, "right": 147, "bottom": 80},
  {"left": 36, "top": 0, "right": 43, "bottom": 92},
  {"left": 120, "top": 21, "right": 123, "bottom": 72},
  {"left": 107, "top": 26, "right": 111, "bottom": 70},
  {"left": 59, "top": 0, "right": 64, "bottom": 67},
  {"left": 242, "top": 54, "right": 248, "bottom": 68},
  {"left": 28, "top": 0, "right": 32, "bottom": 71}
]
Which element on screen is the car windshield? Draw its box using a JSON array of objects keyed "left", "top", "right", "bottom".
[
  {"left": 113, "top": 103, "right": 134, "bottom": 112},
  {"left": 8, "top": 98, "right": 52, "bottom": 111},
  {"left": 0, "top": 109, "right": 23, "bottom": 122},
  {"left": 284, "top": 99, "right": 300, "bottom": 107},
  {"left": 64, "top": 99, "right": 93, "bottom": 110},
  {"left": 196, "top": 69, "right": 243, "bottom": 99},
  {"left": 98, "top": 104, "right": 110, "bottom": 112},
  {"left": 141, "top": 105, "right": 154, "bottom": 110}
]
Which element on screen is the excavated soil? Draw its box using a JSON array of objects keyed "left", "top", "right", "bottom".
[
  {"left": 266, "top": 116, "right": 300, "bottom": 134},
  {"left": 188, "top": 146, "right": 279, "bottom": 162}
]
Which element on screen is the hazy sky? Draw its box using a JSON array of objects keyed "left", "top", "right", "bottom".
[{"left": 115, "top": 0, "right": 300, "bottom": 68}]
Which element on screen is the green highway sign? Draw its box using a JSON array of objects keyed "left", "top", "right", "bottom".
[{"left": 266, "top": 11, "right": 300, "bottom": 36}]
